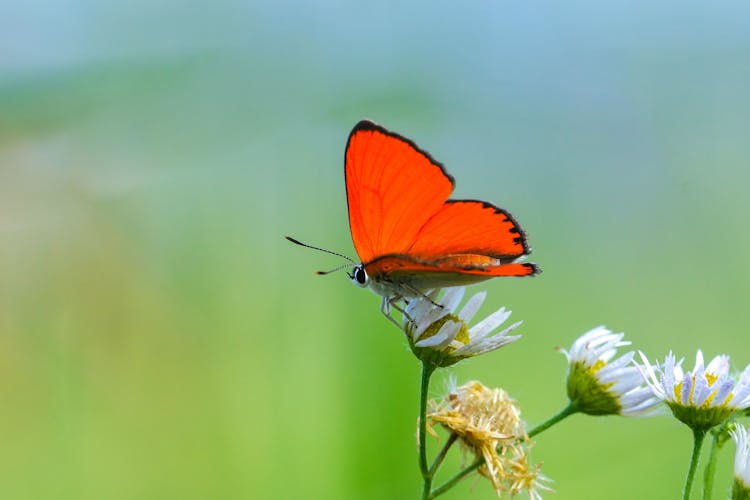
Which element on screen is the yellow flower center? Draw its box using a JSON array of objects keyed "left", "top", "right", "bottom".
[
  {"left": 673, "top": 372, "right": 727, "bottom": 408},
  {"left": 417, "top": 313, "right": 469, "bottom": 351},
  {"left": 590, "top": 359, "right": 606, "bottom": 374}
]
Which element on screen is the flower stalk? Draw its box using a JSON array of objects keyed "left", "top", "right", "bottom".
[
  {"left": 528, "top": 403, "right": 578, "bottom": 438},
  {"left": 429, "top": 433, "right": 458, "bottom": 476},
  {"left": 702, "top": 433, "right": 718, "bottom": 500},
  {"left": 684, "top": 429, "right": 706, "bottom": 500},
  {"left": 419, "top": 361, "right": 436, "bottom": 500},
  {"left": 430, "top": 457, "right": 483, "bottom": 499},
  {"left": 702, "top": 423, "right": 731, "bottom": 500}
]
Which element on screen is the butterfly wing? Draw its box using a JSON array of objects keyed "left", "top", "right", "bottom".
[
  {"left": 346, "top": 119, "right": 539, "bottom": 292},
  {"left": 365, "top": 254, "right": 537, "bottom": 285},
  {"left": 345, "top": 120, "right": 454, "bottom": 264},
  {"left": 409, "top": 199, "right": 530, "bottom": 261}
]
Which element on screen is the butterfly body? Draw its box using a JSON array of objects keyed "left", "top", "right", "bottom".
[
  {"left": 343, "top": 120, "right": 539, "bottom": 318},
  {"left": 354, "top": 255, "right": 494, "bottom": 298}
]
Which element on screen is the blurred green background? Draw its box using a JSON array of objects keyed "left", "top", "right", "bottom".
[{"left": 2, "top": 1, "right": 749, "bottom": 498}]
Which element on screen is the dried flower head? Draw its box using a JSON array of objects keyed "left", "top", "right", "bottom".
[
  {"left": 562, "top": 326, "right": 660, "bottom": 416},
  {"left": 404, "top": 287, "right": 522, "bottom": 367},
  {"left": 638, "top": 350, "right": 750, "bottom": 431},
  {"left": 427, "top": 380, "right": 552, "bottom": 498}
]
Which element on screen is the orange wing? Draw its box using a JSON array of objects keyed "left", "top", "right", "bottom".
[
  {"left": 365, "top": 254, "right": 537, "bottom": 279},
  {"left": 345, "top": 119, "right": 537, "bottom": 279},
  {"left": 345, "top": 120, "right": 453, "bottom": 263},
  {"left": 409, "top": 200, "right": 528, "bottom": 261}
]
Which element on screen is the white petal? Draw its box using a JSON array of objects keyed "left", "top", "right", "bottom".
[
  {"left": 415, "top": 319, "right": 460, "bottom": 348},
  {"left": 458, "top": 291, "right": 485, "bottom": 323},
  {"left": 598, "top": 362, "right": 638, "bottom": 384},
  {"left": 405, "top": 291, "right": 437, "bottom": 318},
  {"left": 693, "top": 350, "right": 705, "bottom": 374},
  {"left": 570, "top": 326, "right": 611, "bottom": 357},
  {"left": 730, "top": 379, "right": 750, "bottom": 408},
  {"left": 454, "top": 322, "right": 522, "bottom": 356},
  {"left": 706, "top": 354, "right": 730, "bottom": 378},
  {"left": 636, "top": 352, "right": 667, "bottom": 399},
  {"left": 619, "top": 386, "right": 659, "bottom": 406},
  {"left": 692, "top": 372, "right": 710, "bottom": 406},
  {"left": 583, "top": 331, "right": 619, "bottom": 349},
  {"left": 621, "top": 395, "right": 663, "bottom": 416},
  {"left": 412, "top": 308, "right": 448, "bottom": 341},
  {"left": 583, "top": 333, "right": 625, "bottom": 363},
  {"left": 453, "top": 332, "right": 521, "bottom": 357},
  {"left": 603, "top": 351, "right": 635, "bottom": 371},
  {"left": 712, "top": 379, "right": 734, "bottom": 407},
  {"left": 680, "top": 373, "right": 694, "bottom": 405},
  {"left": 467, "top": 307, "right": 511, "bottom": 342},
  {"left": 439, "top": 287, "right": 465, "bottom": 313},
  {"left": 732, "top": 425, "right": 750, "bottom": 486},
  {"left": 663, "top": 354, "right": 680, "bottom": 402},
  {"left": 604, "top": 369, "right": 643, "bottom": 393},
  {"left": 592, "top": 346, "right": 619, "bottom": 365}
]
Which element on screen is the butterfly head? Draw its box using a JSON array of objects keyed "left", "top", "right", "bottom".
[{"left": 349, "top": 264, "right": 369, "bottom": 288}]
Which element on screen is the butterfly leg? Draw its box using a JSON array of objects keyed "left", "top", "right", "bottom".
[
  {"left": 401, "top": 283, "right": 444, "bottom": 309},
  {"left": 387, "top": 296, "right": 419, "bottom": 333},
  {"left": 390, "top": 297, "right": 414, "bottom": 324},
  {"left": 379, "top": 295, "right": 414, "bottom": 329},
  {"left": 380, "top": 296, "right": 402, "bottom": 329}
]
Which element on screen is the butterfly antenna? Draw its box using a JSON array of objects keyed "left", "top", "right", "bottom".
[
  {"left": 316, "top": 263, "right": 352, "bottom": 275},
  {"left": 285, "top": 236, "right": 357, "bottom": 265}
]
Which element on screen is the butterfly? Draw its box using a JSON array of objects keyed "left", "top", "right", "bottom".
[{"left": 288, "top": 119, "right": 539, "bottom": 324}]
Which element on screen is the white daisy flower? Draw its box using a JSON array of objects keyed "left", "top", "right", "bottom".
[
  {"left": 561, "top": 326, "right": 661, "bottom": 416},
  {"left": 637, "top": 350, "right": 750, "bottom": 430},
  {"left": 731, "top": 424, "right": 750, "bottom": 497},
  {"left": 403, "top": 287, "right": 522, "bottom": 367}
]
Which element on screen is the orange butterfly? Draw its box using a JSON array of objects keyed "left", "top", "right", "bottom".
[{"left": 289, "top": 119, "right": 539, "bottom": 322}]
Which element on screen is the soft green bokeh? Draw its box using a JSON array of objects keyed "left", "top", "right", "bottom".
[{"left": 2, "top": 1, "right": 749, "bottom": 498}]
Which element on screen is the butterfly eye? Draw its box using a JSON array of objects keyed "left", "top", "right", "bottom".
[{"left": 350, "top": 265, "right": 368, "bottom": 287}]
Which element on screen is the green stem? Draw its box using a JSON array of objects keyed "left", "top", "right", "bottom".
[
  {"left": 684, "top": 428, "right": 706, "bottom": 500},
  {"left": 430, "top": 457, "right": 483, "bottom": 499},
  {"left": 429, "top": 432, "right": 458, "bottom": 476},
  {"left": 702, "top": 430, "right": 720, "bottom": 500},
  {"left": 419, "top": 362, "right": 436, "bottom": 500},
  {"left": 528, "top": 403, "right": 578, "bottom": 438}
]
